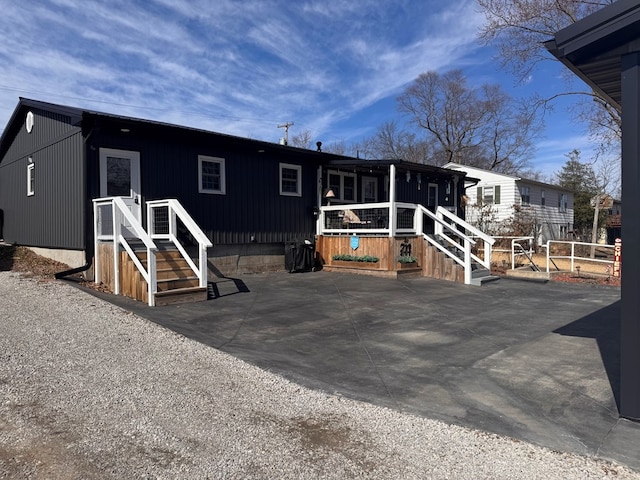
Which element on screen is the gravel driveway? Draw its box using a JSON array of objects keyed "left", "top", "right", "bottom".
[{"left": 0, "top": 272, "right": 637, "bottom": 479}]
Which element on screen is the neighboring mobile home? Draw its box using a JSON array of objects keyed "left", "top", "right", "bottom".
[
  {"left": 0, "top": 98, "right": 469, "bottom": 279},
  {"left": 443, "top": 163, "right": 574, "bottom": 245}
]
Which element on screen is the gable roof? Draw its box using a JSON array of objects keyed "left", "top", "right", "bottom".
[
  {"left": 544, "top": 0, "right": 640, "bottom": 111},
  {"left": 0, "top": 97, "right": 350, "bottom": 162},
  {"left": 442, "top": 163, "right": 565, "bottom": 190},
  {"left": 0, "top": 98, "right": 470, "bottom": 179}
]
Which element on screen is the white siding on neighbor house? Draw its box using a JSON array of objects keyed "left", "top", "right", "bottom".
[
  {"left": 517, "top": 180, "right": 574, "bottom": 242},
  {"left": 446, "top": 164, "right": 519, "bottom": 223},
  {"left": 443, "top": 163, "right": 574, "bottom": 243}
]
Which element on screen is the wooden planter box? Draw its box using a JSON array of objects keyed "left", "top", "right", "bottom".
[
  {"left": 332, "top": 260, "right": 380, "bottom": 269},
  {"left": 397, "top": 261, "right": 418, "bottom": 270}
]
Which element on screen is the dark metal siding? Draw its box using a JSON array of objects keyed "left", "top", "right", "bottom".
[
  {"left": 0, "top": 108, "right": 85, "bottom": 249},
  {"left": 90, "top": 129, "right": 321, "bottom": 245}
]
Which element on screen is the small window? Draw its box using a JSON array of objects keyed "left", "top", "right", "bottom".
[
  {"left": 280, "top": 163, "right": 302, "bottom": 196},
  {"left": 541, "top": 190, "right": 546, "bottom": 207},
  {"left": 477, "top": 185, "right": 500, "bottom": 205},
  {"left": 558, "top": 193, "right": 568, "bottom": 213},
  {"left": 27, "top": 161, "right": 35, "bottom": 196},
  {"left": 198, "top": 156, "right": 226, "bottom": 195},
  {"left": 520, "top": 186, "right": 530, "bottom": 205}
]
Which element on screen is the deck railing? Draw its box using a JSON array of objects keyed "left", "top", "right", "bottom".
[
  {"left": 93, "top": 197, "right": 157, "bottom": 306},
  {"left": 317, "top": 202, "right": 495, "bottom": 284},
  {"left": 545, "top": 239, "right": 615, "bottom": 274},
  {"left": 146, "top": 199, "right": 212, "bottom": 288}
]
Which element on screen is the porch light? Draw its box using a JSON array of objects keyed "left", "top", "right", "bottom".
[
  {"left": 406, "top": 171, "right": 411, "bottom": 183},
  {"left": 417, "top": 173, "right": 422, "bottom": 190}
]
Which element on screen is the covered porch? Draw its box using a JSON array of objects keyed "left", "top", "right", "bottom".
[{"left": 314, "top": 161, "right": 495, "bottom": 284}]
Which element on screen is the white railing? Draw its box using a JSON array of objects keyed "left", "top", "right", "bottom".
[
  {"left": 146, "top": 199, "right": 213, "bottom": 288},
  {"left": 317, "top": 202, "right": 495, "bottom": 285},
  {"left": 93, "top": 197, "right": 157, "bottom": 306},
  {"left": 545, "top": 240, "right": 615, "bottom": 274},
  {"left": 433, "top": 206, "right": 495, "bottom": 271}
]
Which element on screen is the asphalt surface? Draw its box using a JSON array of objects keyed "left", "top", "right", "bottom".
[{"left": 76, "top": 271, "right": 640, "bottom": 471}]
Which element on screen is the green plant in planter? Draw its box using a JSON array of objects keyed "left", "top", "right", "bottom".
[
  {"left": 397, "top": 255, "right": 418, "bottom": 264},
  {"left": 332, "top": 254, "right": 379, "bottom": 263}
]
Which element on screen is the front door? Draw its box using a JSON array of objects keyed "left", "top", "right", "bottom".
[
  {"left": 99, "top": 148, "right": 142, "bottom": 224},
  {"left": 427, "top": 183, "right": 438, "bottom": 211}
]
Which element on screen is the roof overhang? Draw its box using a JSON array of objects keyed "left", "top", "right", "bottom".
[
  {"left": 325, "top": 158, "right": 467, "bottom": 179},
  {"left": 544, "top": 0, "right": 640, "bottom": 112}
]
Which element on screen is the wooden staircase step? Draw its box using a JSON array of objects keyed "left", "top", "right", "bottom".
[
  {"left": 156, "top": 266, "right": 195, "bottom": 280},
  {"left": 154, "top": 286, "right": 208, "bottom": 306},
  {"left": 156, "top": 277, "right": 200, "bottom": 291}
]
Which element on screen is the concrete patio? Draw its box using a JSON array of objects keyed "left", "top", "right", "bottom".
[{"left": 76, "top": 271, "right": 640, "bottom": 471}]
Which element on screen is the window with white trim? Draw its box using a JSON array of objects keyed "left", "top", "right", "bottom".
[
  {"left": 477, "top": 185, "right": 500, "bottom": 205},
  {"left": 558, "top": 193, "right": 568, "bottom": 213},
  {"left": 27, "top": 160, "right": 35, "bottom": 196},
  {"left": 520, "top": 186, "right": 530, "bottom": 205},
  {"left": 362, "top": 176, "right": 378, "bottom": 202},
  {"left": 280, "top": 163, "right": 302, "bottom": 196},
  {"left": 327, "top": 170, "right": 357, "bottom": 202},
  {"left": 198, "top": 156, "right": 226, "bottom": 194}
]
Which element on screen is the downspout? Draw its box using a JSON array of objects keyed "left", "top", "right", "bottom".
[{"left": 55, "top": 262, "right": 92, "bottom": 279}]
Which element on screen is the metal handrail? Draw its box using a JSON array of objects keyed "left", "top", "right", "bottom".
[
  {"left": 510, "top": 236, "right": 534, "bottom": 270},
  {"left": 147, "top": 199, "right": 212, "bottom": 288},
  {"left": 93, "top": 197, "right": 157, "bottom": 306}
]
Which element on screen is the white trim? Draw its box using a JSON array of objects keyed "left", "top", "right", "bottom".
[
  {"left": 99, "top": 148, "right": 142, "bottom": 226},
  {"left": 427, "top": 183, "right": 438, "bottom": 208},
  {"left": 198, "top": 155, "right": 226, "bottom": 195},
  {"left": 27, "top": 161, "right": 35, "bottom": 196},
  {"left": 327, "top": 169, "right": 358, "bottom": 202},
  {"left": 279, "top": 163, "right": 302, "bottom": 196},
  {"left": 362, "top": 176, "right": 378, "bottom": 202}
]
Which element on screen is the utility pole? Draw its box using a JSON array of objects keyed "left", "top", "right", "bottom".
[{"left": 277, "top": 122, "right": 294, "bottom": 145}]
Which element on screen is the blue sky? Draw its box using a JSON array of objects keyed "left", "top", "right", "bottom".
[{"left": 0, "top": 0, "right": 595, "bottom": 180}]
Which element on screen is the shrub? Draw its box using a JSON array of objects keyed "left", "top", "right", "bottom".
[
  {"left": 332, "top": 254, "right": 379, "bottom": 263},
  {"left": 397, "top": 255, "right": 418, "bottom": 263}
]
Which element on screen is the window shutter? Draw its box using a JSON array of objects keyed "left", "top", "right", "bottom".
[
  {"left": 477, "top": 186, "right": 482, "bottom": 202},
  {"left": 494, "top": 185, "right": 501, "bottom": 204}
]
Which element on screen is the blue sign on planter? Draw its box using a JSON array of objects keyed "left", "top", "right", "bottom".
[{"left": 350, "top": 234, "right": 360, "bottom": 251}]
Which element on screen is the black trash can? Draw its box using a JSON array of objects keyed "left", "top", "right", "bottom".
[{"left": 285, "top": 240, "right": 315, "bottom": 273}]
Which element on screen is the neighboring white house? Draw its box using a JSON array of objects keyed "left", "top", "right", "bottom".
[{"left": 443, "top": 163, "right": 574, "bottom": 244}]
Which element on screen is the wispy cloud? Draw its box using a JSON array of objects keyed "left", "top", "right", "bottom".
[{"left": 0, "top": 0, "right": 487, "bottom": 143}]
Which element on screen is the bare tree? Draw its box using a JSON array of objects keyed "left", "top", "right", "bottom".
[
  {"left": 477, "top": 0, "right": 621, "bottom": 166},
  {"left": 477, "top": 0, "right": 613, "bottom": 81},
  {"left": 397, "top": 69, "right": 538, "bottom": 173},
  {"left": 289, "top": 129, "right": 314, "bottom": 149},
  {"left": 367, "top": 121, "right": 430, "bottom": 163}
]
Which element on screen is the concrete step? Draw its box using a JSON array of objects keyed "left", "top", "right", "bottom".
[{"left": 470, "top": 273, "right": 501, "bottom": 286}]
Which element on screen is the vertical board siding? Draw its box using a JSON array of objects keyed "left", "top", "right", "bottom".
[
  {"left": 0, "top": 108, "right": 85, "bottom": 249},
  {"left": 94, "top": 129, "right": 320, "bottom": 246}
]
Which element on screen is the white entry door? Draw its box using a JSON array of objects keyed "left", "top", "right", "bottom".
[{"left": 99, "top": 148, "right": 142, "bottom": 225}]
